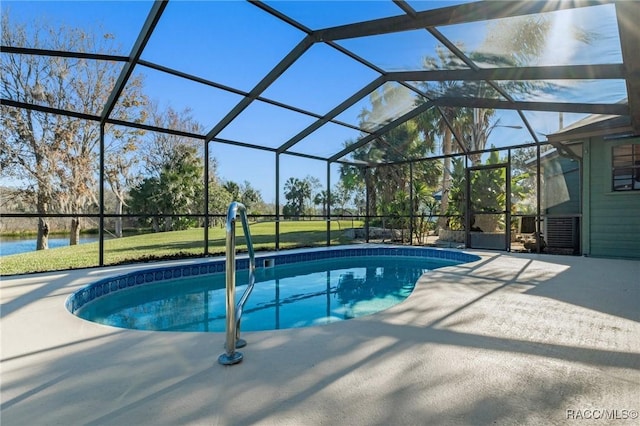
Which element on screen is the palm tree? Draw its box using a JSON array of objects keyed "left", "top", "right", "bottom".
[
  {"left": 223, "top": 181, "right": 240, "bottom": 201},
  {"left": 341, "top": 83, "right": 439, "bottom": 226},
  {"left": 283, "top": 177, "right": 311, "bottom": 219},
  {"left": 414, "top": 100, "right": 471, "bottom": 229},
  {"left": 413, "top": 13, "right": 566, "bottom": 229},
  {"left": 313, "top": 190, "right": 329, "bottom": 217}
]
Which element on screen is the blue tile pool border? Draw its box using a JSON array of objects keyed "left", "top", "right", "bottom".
[{"left": 66, "top": 246, "right": 480, "bottom": 314}]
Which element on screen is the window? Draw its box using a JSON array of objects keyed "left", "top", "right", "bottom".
[{"left": 612, "top": 144, "right": 640, "bottom": 191}]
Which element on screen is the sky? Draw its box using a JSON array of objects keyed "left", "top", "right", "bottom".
[{"left": 1, "top": 1, "right": 626, "bottom": 204}]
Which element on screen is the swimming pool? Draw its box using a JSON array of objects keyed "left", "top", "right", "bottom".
[{"left": 67, "top": 246, "right": 479, "bottom": 332}]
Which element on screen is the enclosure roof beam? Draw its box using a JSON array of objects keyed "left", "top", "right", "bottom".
[
  {"left": 616, "top": 1, "right": 640, "bottom": 134},
  {"left": 2, "top": 98, "right": 207, "bottom": 140},
  {"left": 1, "top": 98, "right": 100, "bottom": 122},
  {"left": 249, "top": 0, "right": 313, "bottom": 35},
  {"left": 277, "top": 75, "right": 386, "bottom": 154},
  {"left": 435, "top": 106, "right": 468, "bottom": 153},
  {"left": 100, "top": 0, "right": 167, "bottom": 123},
  {"left": 432, "top": 97, "right": 629, "bottom": 115},
  {"left": 138, "top": 60, "right": 250, "bottom": 98},
  {"left": 328, "top": 100, "right": 435, "bottom": 162},
  {"left": 0, "top": 46, "right": 128, "bottom": 62},
  {"left": 383, "top": 140, "right": 544, "bottom": 167},
  {"left": 314, "top": 0, "right": 610, "bottom": 42},
  {"left": 107, "top": 119, "right": 205, "bottom": 140},
  {"left": 516, "top": 110, "right": 540, "bottom": 144},
  {"left": 204, "top": 35, "right": 315, "bottom": 142},
  {"left": 280, "top": 150, "right": 338, "bottom": 163},
  {"left": 388, "top": 64, "right": 626, "bottom": 82},
  {"left": 210, "top": 138, "right": 276, "bottom": 153},
  {"left": 392, "top": 0, "right": 468, "bottom": 154},
  {"left": 392, "top": 0, "right": 538, "bottom": 155},
  {"left": 211, "top": 137, "right": 350, "bottom": 165}
]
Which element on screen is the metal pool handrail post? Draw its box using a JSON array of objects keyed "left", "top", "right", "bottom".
[{"left": 218, "top": 201, "right": 256, "bottom": 366}]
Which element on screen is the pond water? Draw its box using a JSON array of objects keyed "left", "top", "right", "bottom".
[{"left": 0, "top": 236, "right": 100, "bottom": 257}]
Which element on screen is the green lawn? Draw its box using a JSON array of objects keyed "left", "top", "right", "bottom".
[{"left": 0, "top": 220, "right": 363, "bottom": 276}]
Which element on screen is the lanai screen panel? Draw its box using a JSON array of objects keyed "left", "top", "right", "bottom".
[
  {"left": 139, "top": 0, "right": 306, "bottom": 92},
  {"left": 113, "top": 65, "right": 244, "bottom": 133},
  {"left": 2, "top": 56, "right": 126, "bottom": 116},
  {"left": 2, "top": 1, "right": 150, "bottom": 55},
  {"left": 216, "top": 100, "right": 317, "bottom": 149},
  {"left": 261, "top": 43, "right": 380, "bottom": 117},
  {"left": 507, "top": 79, "right": 628, "bottom": 105},
  {"left": 263, "top": 1, "right": 404, "bottom": 29},
  {"left": 415, "top": 80, "right": 504, "bottom": 100},
  {"left": 436, "top": 3, "right": 622, "bottom": 68},
  {"left": 290, "top": 122, "right": 365, "bottom": 159},
  {"left": 0, "top": 0, "right": 634, "bottom": 182},
  {"left": 522, "top": 111, "right": 615, "bottom": 138},
  {"left": 335, "top": 82, "right": 422, "bottom": 133},
  {"left": 482, "top": 109, "right": 537, "bottom": 150},
  {"left": 2, "top": 0, "right": 634, "bottom": 161},
  {"left": 405, "top": 1, "right": 477, "bottom": 12},
  {"left": 336, "top": 29, "right": 465, "bottom": 72}
]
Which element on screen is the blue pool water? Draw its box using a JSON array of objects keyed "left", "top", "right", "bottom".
[{"left": 68, "top": 247, "right": 479, "bottom": 332}]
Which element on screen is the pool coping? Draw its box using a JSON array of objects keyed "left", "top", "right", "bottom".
[{"left": 66, "top": 245, "right": 480, "bottom": 314}]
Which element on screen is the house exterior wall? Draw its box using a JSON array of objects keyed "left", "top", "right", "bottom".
[
  {"left": 540, "top": 151, "right": 582, "bottom": 253},
  {"left": 583, "top": 136, "right": 640, "bottom": 259},
  {"left": 543, "top": 155, "right": 581, "bottom": 216}
]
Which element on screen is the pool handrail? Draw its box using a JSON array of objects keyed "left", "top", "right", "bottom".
[{"left": 218, "top": 201, "right": 256, "bottom": 366}]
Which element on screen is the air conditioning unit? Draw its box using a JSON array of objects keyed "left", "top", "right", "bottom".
[{"left": 545, "top": 217, "right": 580, "bottom": 252}]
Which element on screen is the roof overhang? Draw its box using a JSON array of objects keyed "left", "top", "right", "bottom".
[{"left": 547, "top": 114, "right": 635, "bottom": 144}]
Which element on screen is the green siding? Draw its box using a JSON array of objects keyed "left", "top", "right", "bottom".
[{"left": 584, "top": 137, "right": 640, "bottom": 259}]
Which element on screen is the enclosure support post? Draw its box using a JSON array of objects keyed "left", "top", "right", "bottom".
[
  {"left": 275, "top": 153, "right": 280, "bottom": 250},
  {"left": 364, "top": 166, "right": 370, "bottom": 243},
  {"left": 409, "top": 161, "right": 414, "bottom": 245},
  {"left": 99, "top": 124, "right": 105, "bottom": 266},
  {"left": 326, "top": 161, "right": 331, "bottom": 246},
  {"left": 536, "top": 142, "right": 542, "bottom": 253},
  {"left": 506, "top": 150, "right": 512, "bottom": 251},
  {"left": 204, "top": 141, "right": 210, "bottom": 255},
  {"left": 464, "top": 155, "right": 471, "bottom": 248}
]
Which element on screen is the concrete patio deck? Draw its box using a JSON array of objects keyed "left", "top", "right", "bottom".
[{"left": 1, "top": 248, "right": 639, "bottom": 425}]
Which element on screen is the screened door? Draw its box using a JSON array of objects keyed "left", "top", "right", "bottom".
[{"left": 466, "top": 163, "right": 510, "bottom": 250}]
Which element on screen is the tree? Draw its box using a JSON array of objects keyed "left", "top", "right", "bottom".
[
  {"left": 411, "top": 181, "right": 439, "bottom": 243},
  {"left": 413, "top": 14, "right": 580, "bottom": 230},
  {"left": 127, "top": 176, "right": 162, "bottom": 232},
  {"left": 238, "top": 181, "right": 264, "bottom": 214},
  {"left": 104, "top": 125, "right": 146, "bottom": 237},
  {"left": 128, "top": 145, "right": 204, "bottom": 231},
  {"left": 340, "top": 83, "right": 440, "bottom": 227},
  {"left": 141, "top": 104, "right": 202, "bottom": 176},
  {"left": 313, "top": 190, "right": 330, "bottom": 217},
  {"left": 158, "top": 145, "right": 204, "bottom": 230},
  {"left": 331, "top": 181, "right": 352, "bottom": 214},
  {"left": 339, "top": 160, "right": 367, "bottom": 215},
  {"left": 223, "top": 181, "right": 240, "bottom": 201},
  {"left": 415, "top": 46, "right": 483, "bottom": 229},
  {"left": 0, "top": 13, "right": 147, "bottom": 248},
  {"left": 217, "top": 179, "right": 265, "bottom": 217},
  {"left": 124, "top": 105, "right": 205, "bottom": 230},
  {"left": 305, "top": 176, "right": 322, "bottom": 215},
  {"left": 208, "top": 181, "right": 233, "bottom": 226},
  {"left": 283, "top": 177, "right": 312, "bottom": 219}
]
